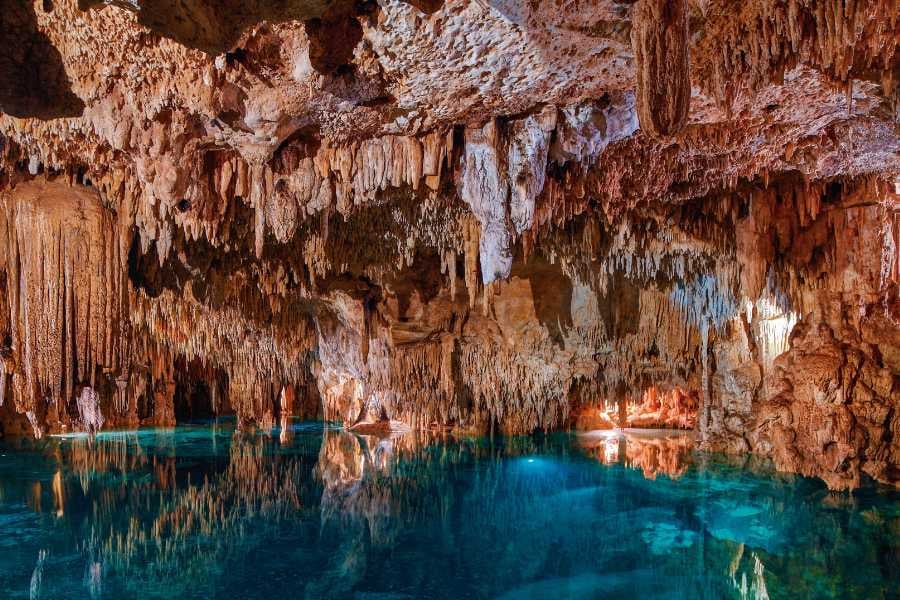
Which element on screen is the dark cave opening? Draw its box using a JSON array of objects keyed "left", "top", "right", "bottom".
[
  {"left": 136, "top": 387, "right": 155, "bottom": 422},
  {"left": 174, "top": 379, "right": 216, "bottom": 423}
]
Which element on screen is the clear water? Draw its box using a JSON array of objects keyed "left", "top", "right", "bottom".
[{"left": 0, "top": 421, "right": 897, "bottom": 599}]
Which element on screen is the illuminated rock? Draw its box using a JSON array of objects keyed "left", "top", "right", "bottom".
[{"left": 626, "top": 387, "right": 698, "bottom": 430}]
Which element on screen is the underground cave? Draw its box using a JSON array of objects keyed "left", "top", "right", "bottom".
[{"left": 0, "top": 0, "right": 897, "bottom": 598}]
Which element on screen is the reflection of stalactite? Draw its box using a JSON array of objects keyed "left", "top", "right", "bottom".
[
  {"left": 751, "top": 553, "right": 770, "bottom": 600},
  {"left": 730, "top": 549, "right": 771, "bottom": 600},
  {"left": 577, "top": 431, "right": 695, "bottom": 479},
  {"left": 317, "top": 430, "right": 396, "bottom": 544},
  {"left": 728, "top": 543, "right": 745, "bottom": 589},
  {"left": 315, "top": 428, "right": 524, "bottom": 545},
  {"left": 52, "top": 470, "right": 64, "bottom": 517},
  {"left": 29, "top": 550, "right": 47, "bottom": 600},
  {"left": 624, "top": 433, "right": 694, "bottom": 480},
  {"left": 58, "top": 433, "right": 312, "bottom": 595},
  {"left": 85, "top": 557, "right": 102, "bottom": 600}
]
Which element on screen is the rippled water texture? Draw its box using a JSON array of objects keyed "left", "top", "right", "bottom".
[{"left": 0, "top": 422, "right": 897, "bottom": 599}]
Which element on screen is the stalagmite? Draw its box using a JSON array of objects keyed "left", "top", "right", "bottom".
[
  {"left": 76, "top": 387, "right": 104, "bottom": 434},
  {"left": 699, "top": 318, "right": 710, "bottom": 445}
]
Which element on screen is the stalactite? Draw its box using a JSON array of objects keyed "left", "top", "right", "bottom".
[
  {"left": 508, "top": 107, "right": 556, "bottom": 235},
  {"left": 459, "top": 119, "right": 512, "bottom": 284},
  {"left": 0, "top": 179, "right": 128, "bottom": 436},
  {"left": 697, "top": 0, "right": 898, "bottom": 112},
  {"left": 631, "top": 0, "right": 691, "bottom": 137}
]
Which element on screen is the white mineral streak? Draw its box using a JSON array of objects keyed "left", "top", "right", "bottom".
[
  {"left": 77, "top": 386, "right": 105, "bottom": 434},
  {"left": 552, "top": 92, "right": 639, "bottom": 164},
  {"left": 459, "top": 120, "right": 512, "bottom": 284},
  {"left": 752, "top": 296, "right": 798, "bottom": 370},
  {"left": 507, "top": 107, "right": 556, "bottom": 235},
  {"left": 27, "top": 156, "right": 40, "bottom": 176}
]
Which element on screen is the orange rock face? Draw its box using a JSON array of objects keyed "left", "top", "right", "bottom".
[
  {"left": 571, "top": 406, "right": 617, "bottom": 432},
  {"left": 626, "top": 388, "right": 698, "bottom": 430},
  {"left": 753, "top": 311, "right": 900, "bottom": 490},
  {"left": 631, "top": 0, "right": 691, "bottom": 137},
  {"left": 0, "top": 0, "right": 897, "bottom": 489}
]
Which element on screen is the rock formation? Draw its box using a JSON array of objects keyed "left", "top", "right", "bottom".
[
  {"left": 0, "top": 0, "right": 897, "bottom": 490},
  {"left": 626, "top": 387, "right": 698, "bottom": 430},
  {"left": 631, "top": 0, "right": 691, "bottom": 136}
]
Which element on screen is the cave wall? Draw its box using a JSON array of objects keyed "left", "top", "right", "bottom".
[
  {"left": 754, "top": 307, "right": 900, "bottom": 490},
  {"left": 2, "top": 171, "right": 896, "bottom": 491},
  {"left": 0, "top": 0, "right": 897, "bottom": 489}
]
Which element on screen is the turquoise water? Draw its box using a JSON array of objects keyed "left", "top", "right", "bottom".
[{"left": 0, "top": 422, "right": 897, "bottom": 599}]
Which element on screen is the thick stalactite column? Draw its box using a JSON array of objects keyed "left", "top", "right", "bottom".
[
  {"left": 0, "top": 179, "right": 131, "bottom": 436},
  {"left": 631, "top": 0, "right": 691, "bottom": 137}
]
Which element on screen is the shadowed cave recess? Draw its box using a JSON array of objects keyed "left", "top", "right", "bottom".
[{"left": 0, "top": 0, "right": 896, "bottom": 494}]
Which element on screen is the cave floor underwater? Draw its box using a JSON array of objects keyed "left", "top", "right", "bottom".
[{"left": 0, "top": 420, "right": 896, "bottom": 599}]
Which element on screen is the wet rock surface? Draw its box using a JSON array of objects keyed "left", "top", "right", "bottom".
[{"left": 0, "top": 0, "right": 896, "bottom": 489}]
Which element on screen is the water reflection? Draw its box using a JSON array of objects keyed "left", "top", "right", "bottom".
[
  {"left": 0, "top": 423, "right": 897, "bottom": 599},
  {"left": 576, "top": 430, "right": 695, "bottom": 479}
]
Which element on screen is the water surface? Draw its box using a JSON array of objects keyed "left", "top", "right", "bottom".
[{"left": 0, "top": 422, "right": 897, "bottom": 599}]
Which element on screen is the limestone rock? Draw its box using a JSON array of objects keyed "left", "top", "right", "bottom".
[
  {"left": 0, "top": 0, "right": 897, "bottom": 491},
  {"left": 631, "top": 0, "right": 691, "bottom": 136}
]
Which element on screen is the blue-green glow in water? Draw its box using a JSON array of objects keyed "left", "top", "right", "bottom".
[{"left": 0, "top": 422, "right": 897, "bottom": 599}]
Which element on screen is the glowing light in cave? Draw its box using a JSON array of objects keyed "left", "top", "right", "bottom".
[
  {"left": 604, "top": 438, "right": 619, "bottom": 463},
  {"left": 752, "top": 296, "right": 798, "bottom": 368},
  {"left": 517, "top": 457, "right": 556, "bottom": 472}
]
